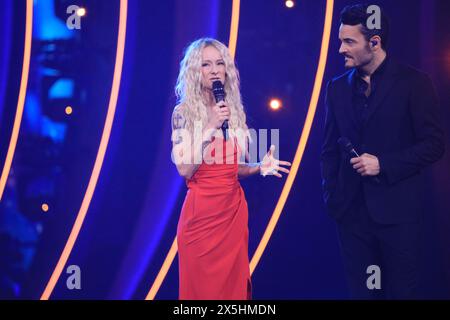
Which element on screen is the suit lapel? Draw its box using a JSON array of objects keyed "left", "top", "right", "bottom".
[{"left": 343, "top": 69, "right": 358, "bottom": 130}]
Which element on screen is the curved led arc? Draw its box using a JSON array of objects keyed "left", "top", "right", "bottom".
[
  {"left": 228, "top": 0, "right": 240, "bottom": 58},
  {"left": 145, "top": 238, "right": 178, "bottom": 300},
  {"left": 250, "top": 0, "right": 334, "bottom": 273},
  {"left": 40, "top": 0, "right": 128, "bottom": 300},
  {"left": 144, "top": 0, "right": 241, "bottom": 300},
  {"left": 0, "top": 0, "right": 33, "bottom": 201}
]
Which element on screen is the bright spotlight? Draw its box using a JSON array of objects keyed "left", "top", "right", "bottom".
[
  {"left": 77, "top": 8, "right": 86, "bottom": 17},
  {"left": 269, "top": 98, "right": 282, "bottom": 110},
  {"left": 285, "top": 1, "right": 295, "bottom": 9}
]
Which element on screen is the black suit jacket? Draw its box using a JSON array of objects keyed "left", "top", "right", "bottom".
[{"left": 320, "top": 58, "right": 445, "bottom": 224}]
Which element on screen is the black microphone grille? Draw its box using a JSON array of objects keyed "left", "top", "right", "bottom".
[
  {"left": 212, "top": 80, "right": 224, "bottom": 91},
  {"left": 212, "top": 80, "right": 225, "bottom": 103}
]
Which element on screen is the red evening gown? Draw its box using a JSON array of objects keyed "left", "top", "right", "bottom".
[{"left": 177, "top": 136, "right": 252, "bottom": 300}]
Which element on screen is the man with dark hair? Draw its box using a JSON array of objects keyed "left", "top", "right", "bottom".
[
  {"left": 340, "top": 3, "right": 390, "bottom": 50},
  {"left": 321, "top": 3, "right": 445, "bottom": 299}
]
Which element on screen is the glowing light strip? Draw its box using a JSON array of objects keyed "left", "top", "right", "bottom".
[
  {"left": 144, "top": 0, "right": 241, "bottom": 300},
  {"left": 145, "top": 237, "right": 178, "bottom": 300},
  {"left": 40, "top": 0, "right": 128, "bottom": 300},
  {"left": 250, "top": 0, "right": 334, "bottom": 273},
  {"left": 0, "top": 0, "right": 33, "bottom": 201},
  {"left": 228, "top": 0, "right": 240, "bottom": 58}
]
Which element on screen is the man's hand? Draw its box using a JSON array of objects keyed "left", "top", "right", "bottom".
[{"left": 350, "top": 153, "right": 380, "bottom": 176}]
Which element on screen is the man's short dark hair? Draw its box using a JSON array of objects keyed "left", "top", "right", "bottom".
[{"left": 340, "top": 3, "right": 390, "bottom": 50}]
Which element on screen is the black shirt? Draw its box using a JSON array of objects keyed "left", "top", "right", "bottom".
[{"left": 352, "top": 56, "right": 389, "bottom": 133}]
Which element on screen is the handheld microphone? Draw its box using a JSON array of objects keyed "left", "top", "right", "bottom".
[
  {"left": 338, "top": 137, "right": 360, "bottom": 158},
  {"left": 212, "top": 80, "right": 228, "bottom": 140},
  {"left": 338, "top": 137, "right": 380, "bottom": 184}
]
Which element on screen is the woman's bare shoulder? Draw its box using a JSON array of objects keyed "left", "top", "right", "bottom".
[{"left": 174, "top": 103, "right": 188, "bottom": 112}]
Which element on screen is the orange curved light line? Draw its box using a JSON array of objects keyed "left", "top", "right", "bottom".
[
  {"left": 40, "top": 0, "right": 128, "bottom": 300},
  {"left": 250, "top": 0, "right": 334, "bottom": 273},
  {"left": 145, "top": 238, "right": 178, "bottom": 300},
  {"left": 0, "top": 0, "right": 33, "bottom": 201},
  {"left": 144, "top": 0, "right": 241, "bottom": 300},
  {"left": 228, "top": 0, "right": 240, "bottom": 58}
]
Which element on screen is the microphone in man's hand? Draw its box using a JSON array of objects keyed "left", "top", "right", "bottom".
[
  {"left": 338, "top": 137, "right": 360, "bottom": 158},
  {"left": 212, "top": 80, "right": 228, "bottom": 140},
  {"left": 338, "top": 137, "right": 380, "bottom": 183}
]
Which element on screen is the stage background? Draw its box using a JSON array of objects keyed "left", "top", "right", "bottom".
[{"left": 0, "top": 0, "right": 449, "bottom": 299}]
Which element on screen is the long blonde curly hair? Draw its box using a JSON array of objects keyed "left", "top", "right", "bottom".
[{"left": 174, "top": 38, "right": 248, "bottom": 135}]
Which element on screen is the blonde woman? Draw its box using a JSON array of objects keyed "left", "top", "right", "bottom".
[{"left": 171, "top": 38, "right": 291, "bottom": 300}]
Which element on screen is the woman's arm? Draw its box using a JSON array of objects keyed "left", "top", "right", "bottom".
[
  {"left": 171, "top": 108, "right": 215, "bottom": 180},
  {"left": 237, "top": 144, "right": 291, "bottom": 179},
  {"left": 238, "top": 163, "right": 261, "bottom": 179},
  {"left": 172, "top": 102, "right": 229, "bottom": 179}
]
